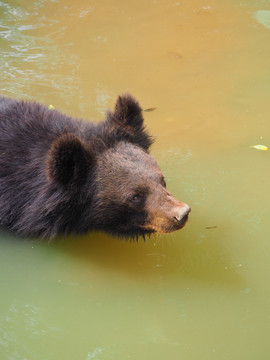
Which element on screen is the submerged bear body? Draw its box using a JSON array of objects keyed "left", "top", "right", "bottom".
[{"left": 0, "top": 94, "right": 190, "bottom": 239}]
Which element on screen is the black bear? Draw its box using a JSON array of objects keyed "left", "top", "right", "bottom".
[{"left": 0, "top": 94, "right": 190, "bottom": 239}]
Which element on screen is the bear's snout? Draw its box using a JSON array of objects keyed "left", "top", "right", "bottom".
[
  {"left": 145, "top": 190, "right": 191, "bottom": 234},
  {"left": 172, "top": 204, "right": 191, "bottom": 229}
]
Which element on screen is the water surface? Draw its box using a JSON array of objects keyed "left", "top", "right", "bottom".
[{"left": 1, "top": 0, "right": 270, "bottom": 359}]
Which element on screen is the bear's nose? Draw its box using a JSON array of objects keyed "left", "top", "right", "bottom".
[{"left": 173, "top": 204, "right": 191, "bottom": 228}]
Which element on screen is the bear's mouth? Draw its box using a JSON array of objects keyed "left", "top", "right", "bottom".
[{"left": 141, "top": 213, "right": 189, "bottom": 234}]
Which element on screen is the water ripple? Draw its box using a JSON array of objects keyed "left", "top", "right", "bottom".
[{"left": 0, "top": 1, "right": 83, "bottom": 104}]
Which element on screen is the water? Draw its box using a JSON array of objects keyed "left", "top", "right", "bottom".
[{"left": 1, "top": 0, "right": 270, "bottom": 359}]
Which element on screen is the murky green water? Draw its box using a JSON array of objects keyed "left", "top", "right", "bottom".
[{"left": 1, "top": 0, "right": 270, "bottom": 359}]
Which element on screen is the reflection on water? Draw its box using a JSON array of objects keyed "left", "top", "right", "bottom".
[
  {"left": 0, "top": 0, "right": 84, "bottom": 111},
  {"left": 1, "top": 0, "right": 270, "bottom": 359},
  {"left": 255, "top": 10, "right": 270, "bottom": 29}
]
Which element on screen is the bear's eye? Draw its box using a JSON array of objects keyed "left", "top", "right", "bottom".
[{"left": 131, "top": 194, "right": 143, "bottom": 204}]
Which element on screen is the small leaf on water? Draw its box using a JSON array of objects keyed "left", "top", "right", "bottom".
[
  {"left": 48, "top": 104, "right": 55, "bottom": 110},
  {"left": 250, "top": 145, "right": 268, "bottom": 151},
  {"left": 144, "top": 107, "right": 157, "bottom": 112}
]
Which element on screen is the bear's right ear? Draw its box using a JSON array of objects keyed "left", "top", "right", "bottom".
[{"left": 46, "top": 134, "right": 94, "bottom": 186}]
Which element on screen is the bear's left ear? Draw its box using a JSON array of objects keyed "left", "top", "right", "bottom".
[
  {"left": 46, "top": 134, "right": 94, "bottom": 186},
  {"left": 112, "top": 94, "right": 144, "bottom": 130},
  {"left": 106, "top": 93, "right": 154, "bottom": 151}
]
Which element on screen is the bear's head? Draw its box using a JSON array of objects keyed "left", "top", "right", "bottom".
[{"left": 46, "top": 94, "right": 190, "bottom": 238}]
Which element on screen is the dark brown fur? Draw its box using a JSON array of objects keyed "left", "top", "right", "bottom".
[{"left": 0, "top": 94, "right": 190, "bottom": 239}]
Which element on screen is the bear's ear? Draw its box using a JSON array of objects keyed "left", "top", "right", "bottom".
[
  {"left": 107, "top": 94, "right": 154, "bottom": 151},
  {"left": 109, "top": 94, "right": 143, "bottom": 130},
  {"left": 46, "top": 134, "right": 94, "bottom": 186},
  {"left": 111, "top": 94, "right": 144, "bottom": 130}
]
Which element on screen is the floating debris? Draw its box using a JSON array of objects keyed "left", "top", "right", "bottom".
[
  {"left": 48, "top": 104, "right": 55, "bottom": 110},
  {"left": 144, "top": 107, "right": 157, "bottom": 112},
  {"left": 205, "top": 226, "right": 217, "bottom": 229},
  {"left": 250, "top": 145, "right": 268, "bottom": 151},
  {"left": 168, "top": 51, "right": 182, "bottom": 59}
]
